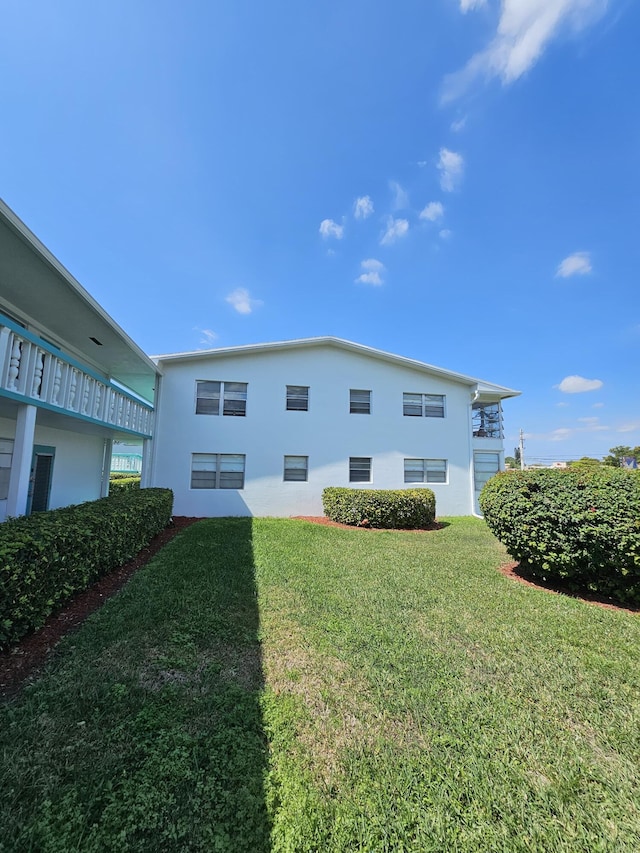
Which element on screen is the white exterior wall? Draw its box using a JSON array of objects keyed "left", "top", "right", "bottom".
[
  {"left": 0, "top": 416, "right": 104, "bottom": 521},
  {"left": 152, "top": 346, "right": 486, "bottom": 518}
]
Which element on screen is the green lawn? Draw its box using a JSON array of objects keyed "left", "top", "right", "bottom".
[{"left": 1, "top": 517, "right": 640, "bottom": 852}]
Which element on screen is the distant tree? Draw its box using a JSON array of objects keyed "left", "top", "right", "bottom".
[
  {"left": 568, "top": 457, "right": 601, "bottom": 469},
  {"left": 603, "top": 446, "right": 640, "bottom": 467},
  {"left": 504, "top": 456, "right": 518, "bottom": 469}
]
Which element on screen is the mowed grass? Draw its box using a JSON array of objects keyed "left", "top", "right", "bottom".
[{"left": 1, "top": 518, "right": 640, "bottom": 852}]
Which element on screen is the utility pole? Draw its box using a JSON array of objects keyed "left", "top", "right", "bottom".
[{"left": 519, "top": 429, "right": 525, "bottom": 470}]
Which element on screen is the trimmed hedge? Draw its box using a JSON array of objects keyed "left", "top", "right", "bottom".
[
  {"left": 323, "top": 487, "right": 436, "bottom": 529},
  {"left": 0, "top": 488, "right": 173, "bottom": 649},
  {"left": 109, "top": 471, "right": 141, "bottom": 480},
  {"left": 109, "top": 476, "right": 141, "bottom": 493},
  {"left": 480, "top": 468, "right": 640, "bottom": 604}
]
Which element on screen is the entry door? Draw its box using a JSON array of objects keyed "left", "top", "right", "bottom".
[
  {"left": 27, "top": 445, "right": 55, "bottom": 515},
  {"left": 473, "top": 451, "right": 500, "bottom": 515}
]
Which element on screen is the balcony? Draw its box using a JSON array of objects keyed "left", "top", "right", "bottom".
[
  {"left": 472, "top": 401, "right": 503, "bottom": 441},
  {"left": 0, "top": 318, "right": 153, "bottom": 438}
]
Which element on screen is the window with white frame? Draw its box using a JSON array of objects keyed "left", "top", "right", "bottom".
[
  {"left": 349, "top": 456, "right": 371, "bottom": 483},
  {"left": 0, "top": 438, "right": 13, "bottom": 500},
  {"left": 190, "top": 453, "right": 245, "bottom": 489},
  {"left": 404, "top": 458, "right": 447, "bottom": 484},
  {"left": 286, "top": 385, "right": 309, "bottom": 411},
  {"left": 350, "top": 389, "right": 371, "bottom": 414},
  {"left": 403, "top": 393, "right": 445, "bottom": 418},
  {"left": 195, "top": 381, "right": 247, "bottom": 416},
  {"left": 284, "top": 455, "right": 308, "bottom": 482}
]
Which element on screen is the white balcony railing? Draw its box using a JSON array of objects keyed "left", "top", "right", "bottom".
[{"left": 0, "top": 321, "right": 153, "bottom": 437}]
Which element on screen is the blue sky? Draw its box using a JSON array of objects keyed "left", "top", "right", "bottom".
[{"left": 1, "top": 0, "right": 638, "bottom": 463}]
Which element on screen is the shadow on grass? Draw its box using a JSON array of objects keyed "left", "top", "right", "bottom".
[{"left": 0, "top": 517, "right": 271, "bottom": 852}]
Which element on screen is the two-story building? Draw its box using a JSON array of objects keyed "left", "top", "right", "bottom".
[
  {"left": 0, "top": 199, "right": 159, "bottom": 521},
  {"left": 149, "top": 339, "right": 519, "bottom": 517}
]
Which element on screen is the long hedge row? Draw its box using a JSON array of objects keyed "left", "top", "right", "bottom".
[
  {"left": 0, "top": 488, "right": 173, "bottom": 649},
  {"left": 323, "top": 487, "right": 436, "bottom": 529},
  {"left": 480, "top": 468, "right": 640, "bottom": 604}
]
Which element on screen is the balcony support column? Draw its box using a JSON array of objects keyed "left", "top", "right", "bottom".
[
  {"left": 6, "top": 404, "right": 37, "bottom": 517},
  {"left": 101, "top": 438, "right": 113, "bottom": 498}
]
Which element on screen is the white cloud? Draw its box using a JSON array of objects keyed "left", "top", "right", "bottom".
[
  {"left": 438, "top": 148, "right": 464, "bottom": 192},
  {"left": 319, "top": 218, "right": 344, "bottom": 239},
  {"left": 592, "top": 402, "right": 604, "bottom": 408},
  {"left": 225, "top": 287, "right": 263, "bottom": 315},
  {"left": 390, "top": 180, "right": 410, "bottom": 210},
  {"left": 417, "top": 160, "right": 429, "bottom": 168},
  {"left": 380, "top": 217, "right": 409, "bottom": 246},
  {"left": 556, "top": 401, "right": 570, "bottom": 407},
  {"left": 355, "top": 258, "right": 385, "bottom": 286},
  {"left": 442, "top": 0, "right": 609, "bottom": 102},
  {"left": 420, "top": 201, "right": 444, "bottom": 222},
  {"left": 451, "top": 116, "right": 467, "bottom": 132},
  {"left": 557, "top": 375, "right": 603, "bottom": 393},
  {"left": 556, "top": 251, "right": 592, "bottom": 277},
  {"left": 617, "top": 421, "right": 640, "bottom": 433},
  {"left": 196, "top": 328, "right": 218, "bottom": 346},
  {"left": 354, "top": 196, "right": 374, "bottom": 220},
  {"left": 439, "top": 229, "right": 453, "bottom": 240}
]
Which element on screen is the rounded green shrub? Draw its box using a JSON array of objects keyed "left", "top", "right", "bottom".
[
  {"left": 480, "top": 468, "right": 640, "bottom": 603},
  {"left": 322, "top": 487, "right": 435, "bottom": 529},
  {"left": 109, "top": 476, "right": 141, "bottom": 493}
]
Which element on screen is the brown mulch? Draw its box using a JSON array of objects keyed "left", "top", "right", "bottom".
[
  {"left": 498, "top": 561, "right": 640, "bottom": 615},
  {"left": 292, "top": 515, "right": 444, "bottom": 532},
  {"left": 0, "top": 516, "right": 203, "bottom": 698}
]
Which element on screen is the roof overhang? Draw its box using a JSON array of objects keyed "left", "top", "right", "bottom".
[
  {"left": 0, "top": 199, "right": 160, "bottom": 403},
  {"left": 153, "top": 336, "right": 521, "bottom": 400}
]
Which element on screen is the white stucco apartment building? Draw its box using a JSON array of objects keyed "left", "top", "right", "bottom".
[
  {"left": 150, "top": 339, "right": 520, "bottom": 518},
  {"left": 0, "top": 199, "right": 159, "bottom": 521}
]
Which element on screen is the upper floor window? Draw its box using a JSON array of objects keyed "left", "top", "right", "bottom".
[
  {"left": 284, "top": 455, "right": 308, "bottom": 482},
  {"left": 191, "top": 453, "right": 245, "bottom": 489},
  {"left": 349, "top": 456, "right": 371, "bottom": 483},
  {"left": 286, "top": 385, "right": 309, "bottom": 411},
  {"left": 196, "top": 381, "right": 247, "bottom": 416},
  {"left": 350, "top": 389, "right": 371, "bottom": 414},
  {"left": 472, "top": 401, "right": 503, "bottom": 438},
  {"left": 404, "top": 458, "right": 447, "bottom": 484},
  {"left": 403, "top": 393, "right": 445, "bottom": 418}
]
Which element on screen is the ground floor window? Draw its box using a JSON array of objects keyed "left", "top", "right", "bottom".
[
  {"left": 404, "top": 458, "right": 447, "bottom": 484},
  {"left": 284, "top": 455, "right": 308, "bottom": 482},
  {"left": 191, "top": 453, "right": 245, "bottom": 489},
  {"left": 0, "top": 438, "right": 13, "bottom": 500},
  {"left": 473, "top": 452, "right": 500, "bottom": 493},
  {"left": 349, "top": 457, "right": 371, "bottom": 483}
]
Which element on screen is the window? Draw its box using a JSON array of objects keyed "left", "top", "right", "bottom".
[
  {"left": 350, "top": 389, "right": 371, "bottom": 414},
  {"left": 473, "top": 452, "right": 500, "bottom": 493},
  {"left": 286, "top": 385, "right": 309, "bottom": 411},
  {"left": 284, "top": 455, "right": 308, "bottom": 482},
  {"left": 191, "top": 453, "right": 245, "bottom": 489},
  {"left": 403, "top": 393, "right": 445, "bottom": 418},
  {"left": 472, "top": 401, "right": 503, "bottom": 438},
  {"left": 349, "top": 456, "right": 371, "bottom": 483},
  {"left": 404, "top": 458, "right": 447, "bottom": 484},
  {"left": 0, "top": 438, "right": 13, "bottom": 500},
  {"left": 195, "top": 381, "right": 247, "bottom": 416}
]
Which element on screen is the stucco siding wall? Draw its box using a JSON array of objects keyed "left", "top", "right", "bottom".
[
  {"left": 0, "top": 415, "right": 104, "bottom": 520},
  {"left": 152, "top": 346, "right": 482, "bottom": 517}
]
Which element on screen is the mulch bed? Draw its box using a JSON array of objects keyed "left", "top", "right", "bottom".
[
  {"left": 293, "top": 515, "right": 444, "bottom": 532},
  {"left": 498, "top": 561, "right": 640, "bottom": 616},
  {"left": 0, "top": 516, "right": 202, "bottom": 698}
]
